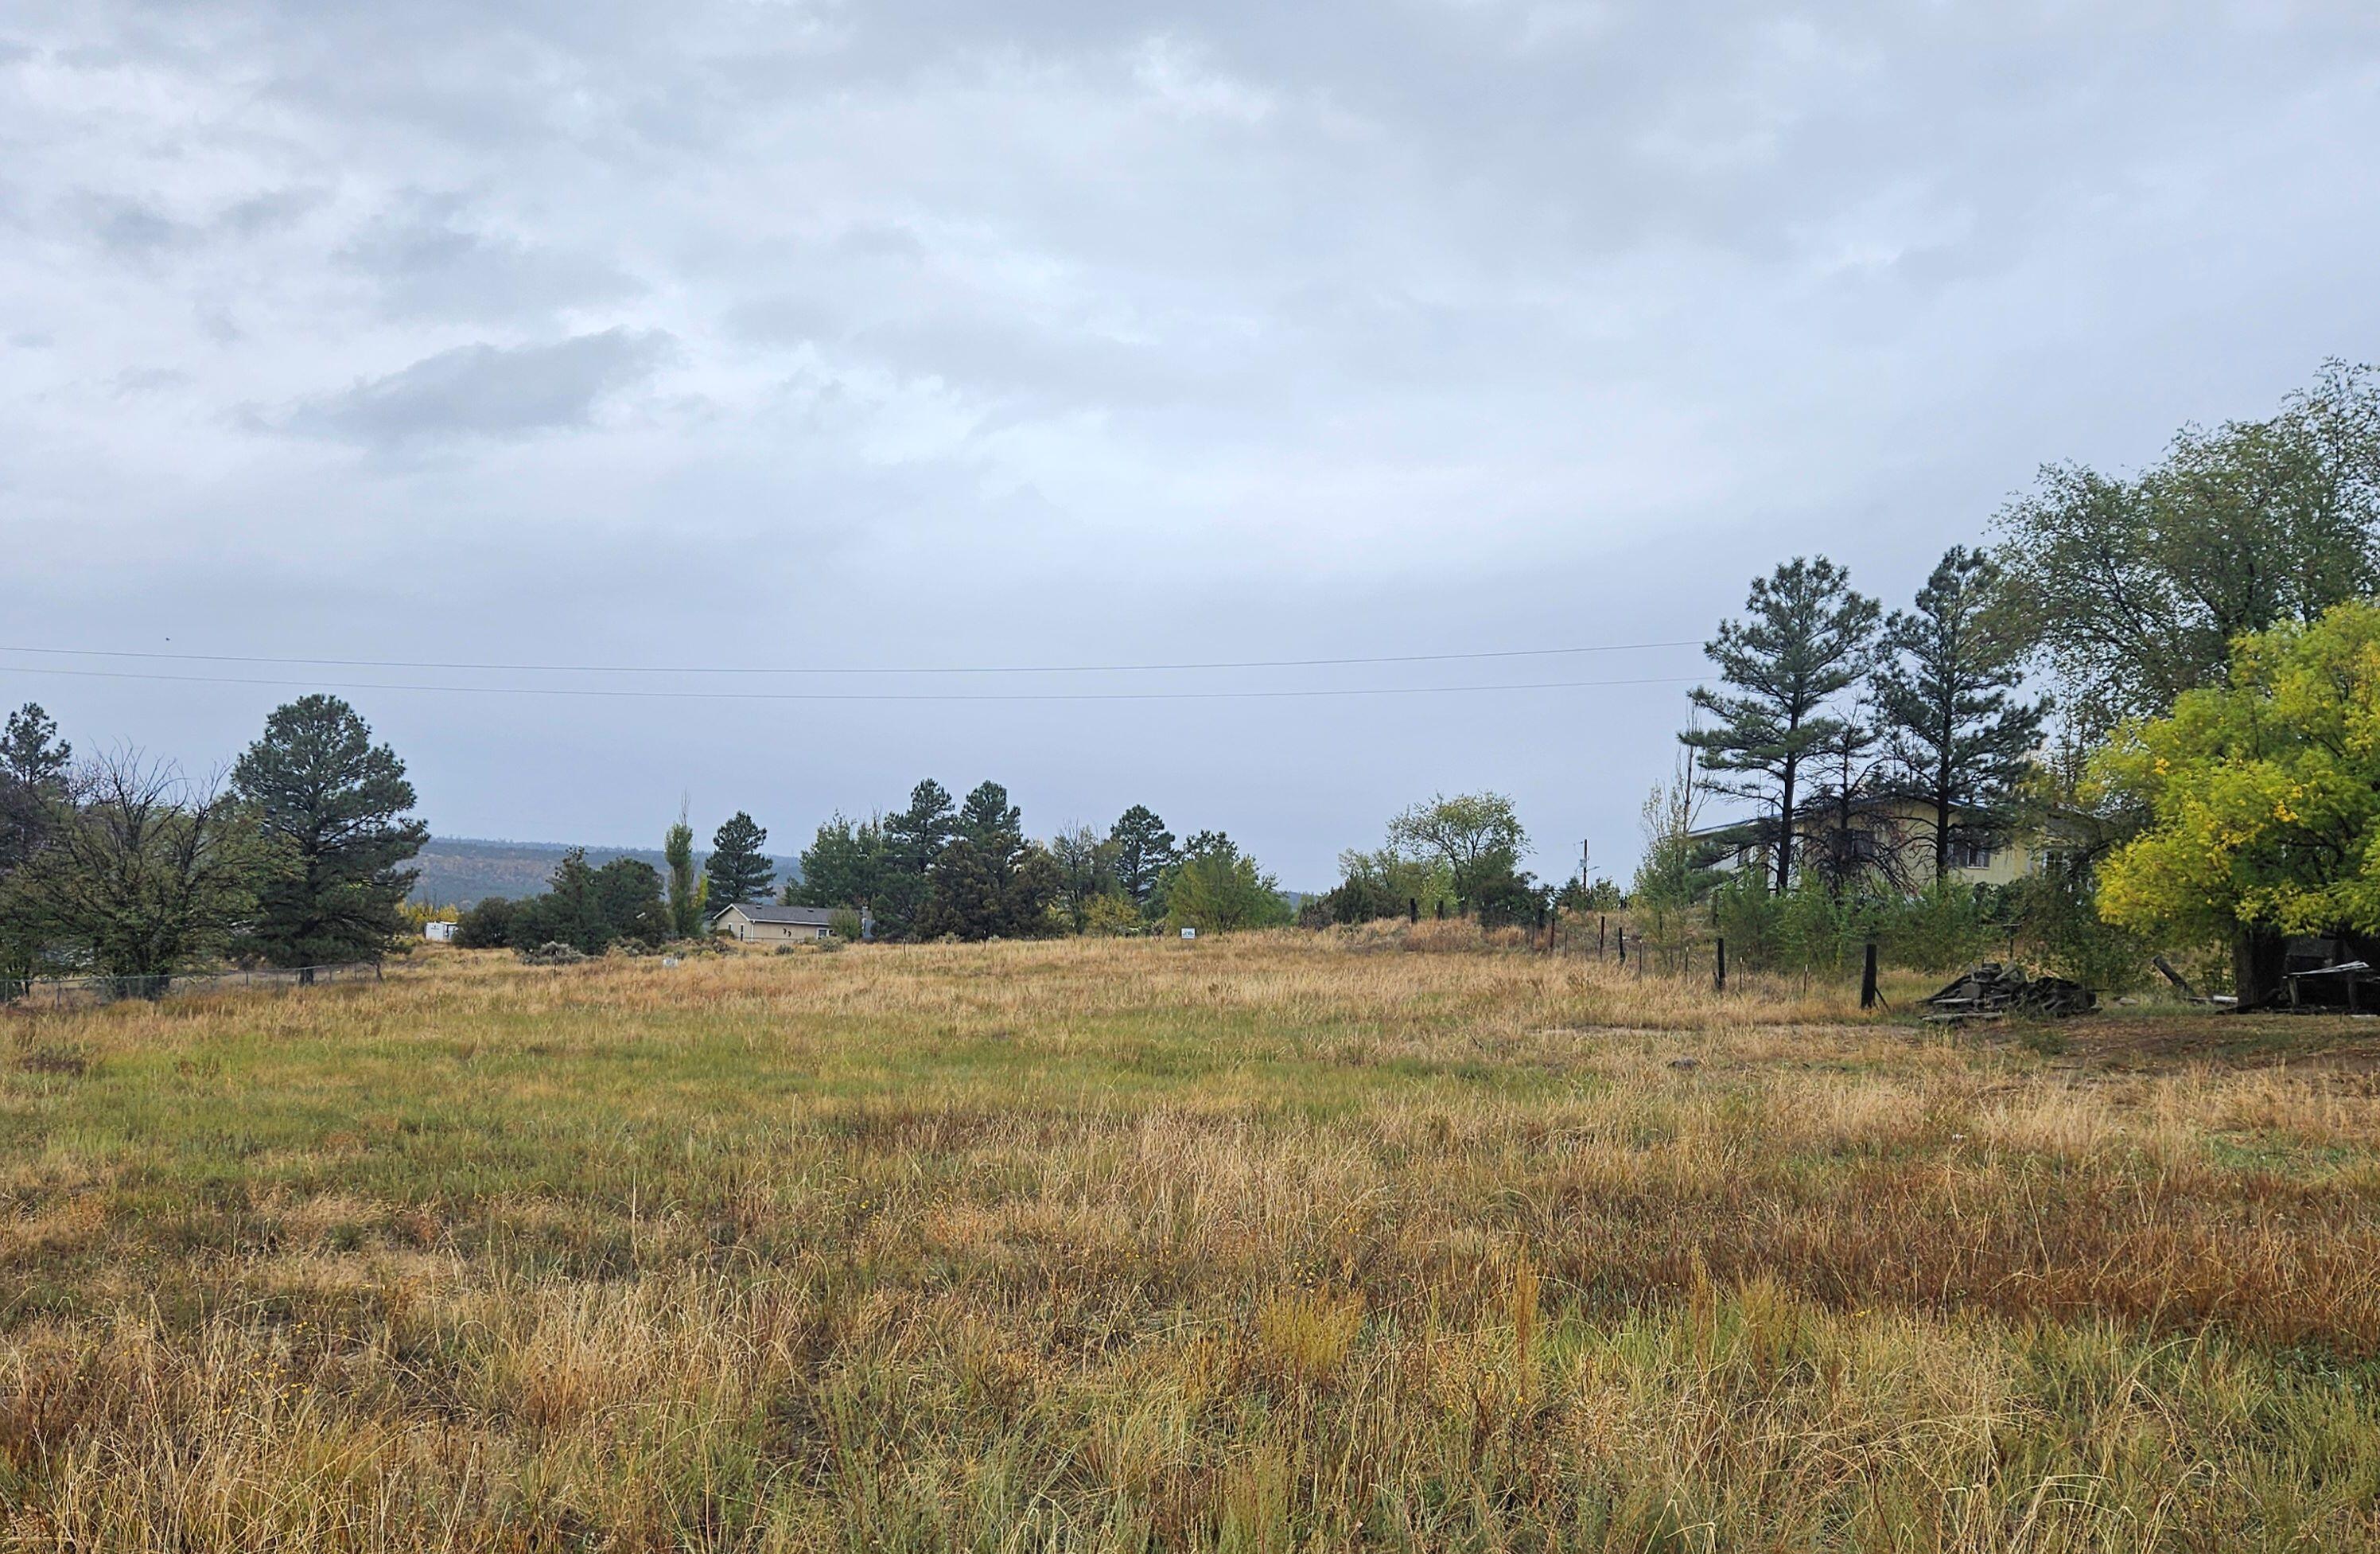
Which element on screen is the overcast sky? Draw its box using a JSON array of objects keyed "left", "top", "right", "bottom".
[{"left": 6, "top": 2, "right": 2378, "bottom": 888}]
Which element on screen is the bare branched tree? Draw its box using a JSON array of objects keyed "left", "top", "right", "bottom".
[{"left": 22, "top": 748, "right": 274, "bottom": 985}]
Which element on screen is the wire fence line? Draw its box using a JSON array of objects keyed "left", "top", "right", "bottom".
[{"left": 1, "top": 960, "right": 387, "bottom": 1011}]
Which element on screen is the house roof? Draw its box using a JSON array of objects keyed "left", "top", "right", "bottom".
[
  {"left": 1686, "top": 794, "right": 2003, "bottom": 841},
  {"left": 714, "top": 902, "right": 838, "bottom": 925}
]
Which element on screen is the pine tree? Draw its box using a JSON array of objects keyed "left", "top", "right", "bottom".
[
  {"left": 702, "top": 812, "right": 774, "bottom": 908},
  {"left": 957, "top": 781, "right": 1024, "bottom": 879},
  {"left": 1001, "top": 844, "right": 1064, "bottom": 937},
  {"left": 1682, "top": 557, "right": 1880, "bottom": 893},
  {"left": 1875, "top": 547, "right": 2050, "bottom": 882},
  {"left": 915, "top": 839, "right": 1006, "bottom": 940},
  {"left": 663, "top": 799, "right": 702, "bottom": 938},
  {"left": 1107, "top": 804, "right": 1176, "bottom": 912},
  {"left": 0, "top": 703, "right": 73, "bottom": 991},
  {"left": 877, "top": 781, "right": 957, "bottom": 938},
  {"left": 885, "top": 781, "right": 956, "bottom": 871},
  {"left": 1, "top": 704, "right": 71, "bottom": 878},
  {"left": 230, "top": 695, "right": 427, "bottom": 969}
]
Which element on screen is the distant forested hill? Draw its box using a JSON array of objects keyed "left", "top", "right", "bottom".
[{"left": 410, "top": 837, "right": 803, "bottom": 907}]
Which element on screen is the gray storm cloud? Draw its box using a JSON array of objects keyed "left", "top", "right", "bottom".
[{"left": 4, "top": 1, "right": 2378, "bottom": 885}]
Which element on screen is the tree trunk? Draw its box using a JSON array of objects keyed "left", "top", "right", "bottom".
[
  {"left": 1775, "top": 760, "right": 1797, "bottom": 894},
  {"left": 1934, "top": 790, "right": 1952, "bottom": 885},
  {"left": 2232, "top": 926, "right": 2289, "bottom": 1011}
]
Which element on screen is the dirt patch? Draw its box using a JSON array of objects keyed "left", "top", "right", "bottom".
[{"left": 2054, "top": 1011, "right": 2380, "bottom": 1077}]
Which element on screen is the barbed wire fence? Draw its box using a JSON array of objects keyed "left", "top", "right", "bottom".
[{"left": 1, "top": 960, "right": 386, "bottom": 1012}]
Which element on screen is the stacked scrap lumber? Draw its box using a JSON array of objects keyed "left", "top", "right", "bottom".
[{"left": 1923, "top": 964, "right": 2097, "bottom": 1022}]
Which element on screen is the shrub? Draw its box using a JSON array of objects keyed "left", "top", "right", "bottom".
[
  {"left": 1883, "top": 881, "right": 2000, "bottom": 974},
  {"left": 515, "top": 941, "right": 587, "bottom": 967},
  {"left": 453, "top": 897, "right": 515, "bottom": 950},
  {"left": 1081, "top": 894, "right": 1145, "bottom": 937}
]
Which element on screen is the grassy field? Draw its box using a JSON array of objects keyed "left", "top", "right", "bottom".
[{"left": 2, "top": 929, "right": 2377, "bottom": 1551}]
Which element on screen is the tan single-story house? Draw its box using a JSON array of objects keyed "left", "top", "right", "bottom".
[
  {"left": 1693, "top": 796, "right": 2059, "bottom": 891},
  {"left": 712, "top": 902, "right": 838, "bottom": 943}
]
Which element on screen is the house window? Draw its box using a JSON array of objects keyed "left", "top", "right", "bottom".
[{"left": 1947, "top": 839, "right": 1995, "bottom": 870}]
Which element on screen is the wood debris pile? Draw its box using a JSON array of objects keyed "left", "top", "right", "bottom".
[{"left": 1923, "top": 964, "right": 2097, "bottom": 1021}]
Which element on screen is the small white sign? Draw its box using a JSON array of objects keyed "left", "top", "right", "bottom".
[{"left": 1180, "top": 927, "right": 1197, "bottom": 941}]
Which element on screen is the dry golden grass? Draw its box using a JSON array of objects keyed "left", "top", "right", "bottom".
[{"left": 2, "top": 930, "right": 2377, "bottom": 1550}]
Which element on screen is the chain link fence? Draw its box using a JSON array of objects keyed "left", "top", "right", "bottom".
[{"left": 1, "top": 961, "right": 385, "bottom": 1011}]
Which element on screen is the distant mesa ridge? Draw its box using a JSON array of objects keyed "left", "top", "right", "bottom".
[{"left": 409, "top": 835, "right": 803, "bottom": 907}]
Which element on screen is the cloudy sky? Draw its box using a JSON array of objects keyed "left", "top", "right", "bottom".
[{"left": 6, "top": 2, "right": 2378, "bottom": 888}]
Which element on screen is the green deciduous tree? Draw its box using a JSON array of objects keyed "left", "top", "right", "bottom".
[
  {"left": 592, "top": 857, "right": 671, "bottom": 946},
  {"left": 453, "top": 895, "right": 516, "bottom": 949},
  {"left": 1995, "top": 360, "right": 2380, "bottom": 741},
  {"left": 1384, "top": 793, "right": 1526, "bottom": 911},
  {"left": 792, "top": 812, "right": 888, "bottom": 911},
  {"left": 702, "top": 812, "right": 773, "bottom": 909},
  {"left": 1319, "top": 846, "right": 1451, "bottom": 925},
  {"left": 1682, "top": 557, "right": 1880, "bottom": 893},
  {"left": 2094, "top": 600, "right": 2380, "bottom": 1006},
  {"left": 1875, "top": 547, "right": 2049, "bottom": 882},
  {"left": 1631, "top": 752, "right": 1712, "bottom": 912},
  {"left": 1048, "top": 823, "right": 1118, "bottom": 933},
  {"left": 1162, "top": 834, "right": 1291, "bottom": 934},
  {"left": 230, "top": 695, "right": 427, "bottom": 969},
  {"left": 508, "top": 850, "right": 668, "bottom": 954}
]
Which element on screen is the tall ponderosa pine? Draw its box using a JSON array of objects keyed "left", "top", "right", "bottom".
[
  {"left": 885, "top": 781, "right": 956, "bottom": 872},
  {"left": 231, "top": 695, "right": 427, "bottom": 969},
  {"left": 663, "top": 800, "right": 704, "bottom": 938},
  {"left": 876, "top": 780, "right": 958, "bottom": 938},
  {"left": 915, "top": 839, "right": 1006, "bottom": 941},
  {"left": 702, "top": 812, "right": 774, "bottom": 908},
  {"left": 1876, "top": 547, "right": 2049, "bottom": 881},
  {"left": 1106, "top": 805, "right": 1176, "bottom": 913},
  {"left": 0, "top": 704, "right": 73, "bottom": 991},
  {"left": 1682, "top": 556, "right": 1880, "bottom": 893},
  {"left": 957, "top": 781, "right": 1024, "bottom": 878},
  {"left": 1, "top": 704, "right": 71, "bottom": 877}
]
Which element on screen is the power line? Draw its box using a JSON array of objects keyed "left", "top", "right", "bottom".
[
  {"left": 0, "top": 637, "right": 1704, "bottom": 678},
  {"left": 0, "top": 661, "right": 1702, "bottom": 703}
]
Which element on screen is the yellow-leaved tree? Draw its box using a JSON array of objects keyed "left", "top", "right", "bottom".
[{"left": 2094, "top": 600, "right": 2380, "bottom": 1005}]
